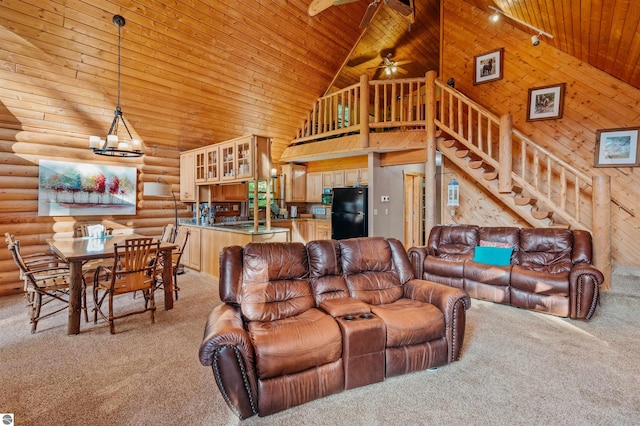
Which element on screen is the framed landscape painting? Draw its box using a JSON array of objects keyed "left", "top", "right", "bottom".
[
  {"left": 594, "top": 127, "right": 640, "bottom": 167},
  {"left": 38, "top": 160, "right": 137, "bottom": 216}
]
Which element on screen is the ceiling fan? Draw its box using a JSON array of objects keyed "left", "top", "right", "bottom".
[
  {"left": 368, "top": 53, "right": 411, "bottom": 78},
  {"left": 308, "top": 0, "right": 415, "bottom": 30}
]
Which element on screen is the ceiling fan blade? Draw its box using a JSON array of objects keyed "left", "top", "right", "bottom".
[
  {"left": 359, "top": 1, "right": 380, "bottom": 29},
  {"left": 396, "top": 67, "right": 409, "bottom": 75},
  {"left": 333, "top": 0, "right": 361, "bottom": 5},
  {"left": 308, "top": 0, "right": 337, "bottom": 16},
  {"left": 394, "top": 60, "right": 412, "bottom": 66}
]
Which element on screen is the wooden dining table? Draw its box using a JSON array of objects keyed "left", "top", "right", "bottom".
[{"left": 48, "top": 233, "right": 177, "bottom": 335}]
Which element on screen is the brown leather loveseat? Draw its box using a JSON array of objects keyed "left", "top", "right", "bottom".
[
  {"left": 408, "top": 225, "right": 604, "bottom": 320},
  {"left": 199, "top": 237, "right": 470, "bottom": 419}
]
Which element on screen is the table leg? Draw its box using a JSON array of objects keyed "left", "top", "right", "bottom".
[
  {"left": 68, "top": 260, "right": 83, "bottom": 335},
  {"left": 161, "top": 247, "right": 174, "bottom": 310}
]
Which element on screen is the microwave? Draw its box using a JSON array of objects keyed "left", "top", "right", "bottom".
[{"left": 321, "top": 192, "right": 333, "bottom": 206}]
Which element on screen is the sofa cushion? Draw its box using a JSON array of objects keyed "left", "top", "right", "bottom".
[
  {"left": 241, "top": 242, "right": 315, "bottom": 322},
  {"left": 307, "top": 240, "right": 349, "bottom": 303},
  {"left": 371, "top": 299, "right": 445, "bottom": 347},
  {"left": 248, "top": 308, "right": 343, "bottom": 379},
  {"left": 428, "top": 225, "right": 479, "bottom": 261},
  {"left": 472, "top": 246, "right": 513, "bottom": 266},
  {"left": 518, "top": 228, "right": 573, "bottom": 273},
  {"left": 340, "top": 238, "right": 404, "bottom": 305},
  {"left": 510, "top": 265, "right": 570, "bottom": 296}
]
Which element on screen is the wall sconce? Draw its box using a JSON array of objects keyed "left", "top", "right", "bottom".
[
  {"left": 271, "top": 168, "right": 278, "bottom": 179},
  {"left": 447, "top": 177, "right": 459, "bottom": 207}
]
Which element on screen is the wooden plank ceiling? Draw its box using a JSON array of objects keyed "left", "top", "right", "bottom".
[{"left": 1, "top": 0, "right": 639, "bottom": 163}]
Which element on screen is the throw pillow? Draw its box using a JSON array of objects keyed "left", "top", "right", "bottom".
[
  {"left": 473, "top": 246, "right": 513, "bottom": 266},
  {"left": 479, "top": 239, "right": 513, "bottom": 249}
]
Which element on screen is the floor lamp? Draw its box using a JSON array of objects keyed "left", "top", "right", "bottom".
[{"left": 143, "top": 178, "right": 178, "bottom": 240}]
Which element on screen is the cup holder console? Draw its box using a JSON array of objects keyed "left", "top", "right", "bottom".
[{"left": 342, "top": 313, "right": 374, "bottom": 321}]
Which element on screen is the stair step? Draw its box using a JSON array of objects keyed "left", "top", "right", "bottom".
[
  {"left": 514, "top": 197, "right": 537, "bottom": 206},
  {"left": 531, "top": 210, "right": 553, "bottom": 220},
  {"left": 442, "top": 139, "right": 457, "bottom": 148},
  {"left": 468, "top": 159, "right": 484, "bottom": 169},
  {"left": 511, "top": 185, "right": 523, "bottom": 194},
  {"left": 483, "top": 171, "right": 498, "bottom": 180},
  {"left": 455, "top": 149, "right": 470, "bottom": 158}
]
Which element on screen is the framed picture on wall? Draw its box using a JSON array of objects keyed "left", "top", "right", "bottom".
[
  {"left": 594, "top": 127, "right": 640, "bottom": 167},
  {"left": 473, "top": 48, "right": 504, "bottom": 85},
  {"left": 38, "top": 159, "right": 137, "bottom": 216},
  {"left": 527, "top": 83, "right": 565, "bottom": 121}
]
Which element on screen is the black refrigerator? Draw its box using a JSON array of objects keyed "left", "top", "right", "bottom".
[{"left": 331, "top": 187, "right": 368, "bottom": 240}]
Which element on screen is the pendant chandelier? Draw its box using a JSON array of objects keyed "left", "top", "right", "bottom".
[{"left": 89, "top": 15, "right": 143, "bottom": 157}]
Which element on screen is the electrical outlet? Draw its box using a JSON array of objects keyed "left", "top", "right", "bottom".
[{"left": 381, "top": 195, "right": 390, "bottom": 202}]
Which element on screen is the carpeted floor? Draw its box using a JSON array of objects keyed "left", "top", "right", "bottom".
[{"left": 1, "top": 269, "right": 639, "bottom": 426}]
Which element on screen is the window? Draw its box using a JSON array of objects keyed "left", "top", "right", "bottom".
[{"left": 247, "top": 180, "right": 274, "bottom": 209}]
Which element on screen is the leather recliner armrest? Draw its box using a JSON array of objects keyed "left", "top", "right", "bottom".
[
  {"left": 569, "top": 264, "right": 604, "bottom": 320},
  {"left": 403, "top": 279, "right": 471, "bottom": 362},
  {"left": 199, "top": 304, "right": 258, "bottom": 420},
  {"left": 407, "top": 246, "right": 431, "bottom": 279},
  {"left": 319, "top": 297, "right": 371, "bottom": 317}
]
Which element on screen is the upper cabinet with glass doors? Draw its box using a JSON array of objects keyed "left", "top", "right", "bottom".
[{"left": 181, "top": 135, "right": 271, "bottom": 189}]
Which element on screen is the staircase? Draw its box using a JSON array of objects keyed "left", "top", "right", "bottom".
[{"left": 433, "top": 79, "right": 611, "bottom": 232}]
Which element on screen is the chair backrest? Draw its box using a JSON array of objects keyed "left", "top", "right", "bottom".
[
  {"left": 109, "top": 238, "right": 159, "bottom": 293},
  {"left": 518, "top": 228, "right": 574, "bottom": 273},
  {"left": 172, "top": 227, "right": 190, "bottom": 266},
  {"left": 7, "top": 241, "right": 29, "bottom": 276},
  {"left": 427, "top": 225, "right": 479, "bottom": 261},
  {"left": 160, "top": 224, "right": 175, "bottom": 243},
  {"left": 338, "top": 237, "right": 406, "bottom": 305},
  {"left": 5, "top": 232, "right": 16, "bottom": 246},
  {"left": 306, "top": 239, "right": 349, "bottom": 304},
  {"left": 241, "top": 242, "right": 313, "bottom": 322}
]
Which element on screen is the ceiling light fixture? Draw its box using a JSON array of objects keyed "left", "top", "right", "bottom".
[
  {"left": 488, "top": 6, "right": 553, "bottom": 44},
  {"left": 89, "top": 15, "right": 143, "bottom": 157}
]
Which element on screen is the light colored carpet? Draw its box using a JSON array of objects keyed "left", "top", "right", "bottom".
[{"left": 1, "top": 269, "right": 639, "bottom": 426}]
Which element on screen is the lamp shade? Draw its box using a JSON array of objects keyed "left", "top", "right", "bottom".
[{"left": 143, "top": 181, "right": 172, "bottom": 198}]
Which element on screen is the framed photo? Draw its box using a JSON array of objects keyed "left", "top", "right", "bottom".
[
  {"left": 38, "top": 159, "right": 137, "bottom": 216},
  {"left": 527, "top": 83, "right": 565, "bottom": 121},
  {"left": 473, "top": 48, "right": 504, "bottom": 85},
  {"left": 594, "top": 127, "right": 640, "bottom": 167}
]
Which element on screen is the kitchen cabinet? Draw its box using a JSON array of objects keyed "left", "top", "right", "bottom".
[
  {"left": 212, "top": 183, "right": 248, "bottom": 201},
  {"left": 306, "top": 172, "right": 323, "bottom": 202},
  {"left": 182, "top": 135, "right": 271, "bottom": 187},
  {"left": 194, "top": 149, "right": 207, "bottom": 184},
  {"left": 205, "top": 145, "right": 220, "bottom": 182},
  {"left": 180, "top": 151, "right": 196, "bottom": 202},
  {"left": 282, "top": 164, "right": 307, "bottom": 202},
  {"left": 344, "top": 168, "right": 368, "bottom": 186},
  {"left": 323, "top": 171, "right": 344, "bottom": 188},
  {"left": 181, "top": 226, "right": 201, "bottom": 271},
  {"left": 315, "top": 221, "right": 331, "bottom": 240}
]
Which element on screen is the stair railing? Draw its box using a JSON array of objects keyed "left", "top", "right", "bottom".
[{"left": 435, "top": 78, "right": 602, "bottom": 232}]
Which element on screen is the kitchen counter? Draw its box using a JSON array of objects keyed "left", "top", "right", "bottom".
[{"left": 180, "top": 220, "right": 290, "bottom": 235}]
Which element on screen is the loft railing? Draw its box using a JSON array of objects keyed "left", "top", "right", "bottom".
[{"left": 291, "top": 75, "right": 428, "bottom": 145}]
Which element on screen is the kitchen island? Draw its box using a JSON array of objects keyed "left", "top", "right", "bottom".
[{"left": 180, "top": 221, "right": 290, "bottom": 277}]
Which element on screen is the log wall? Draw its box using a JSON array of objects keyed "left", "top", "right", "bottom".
[{"left": 440, "top": 0, "right": 640, "bottom": 269}]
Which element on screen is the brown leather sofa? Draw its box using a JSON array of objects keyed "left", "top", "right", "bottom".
[
  {"left": 408, "top": 225, "right": 604, "bottom": 320},
  {"left": 199, "top": 237, "right": 470, "bottom": 419}
]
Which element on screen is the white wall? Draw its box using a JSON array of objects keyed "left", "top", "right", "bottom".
[{"left": 369, "top": 154, "right": 425, "bottom": 244}]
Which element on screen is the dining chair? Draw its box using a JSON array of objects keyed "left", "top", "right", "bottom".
[
  {"left": 155, "top": 226, "right": 189, "bottom": 300},
  {"left": 160, "top": 223, "right": 176, "bottom": 243},
  {"left": 7, "top": 240, "right": 71, "bottom": 333},
  {"left": 93, "top": 237, "right": 160, "bottom": 334}
]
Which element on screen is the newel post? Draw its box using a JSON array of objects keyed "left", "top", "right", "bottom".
[
  {"left": 360, "top": 74, "right": 370, "bottom": 148},
  {"left": 424, "top": 70, "right": 438, "bottom": 232},
  {"left": 498, "top": 114, "right": 513, "bottom": 193},
  {"left": 592, "top": 175, "right": 612, "bottom": 290}
]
